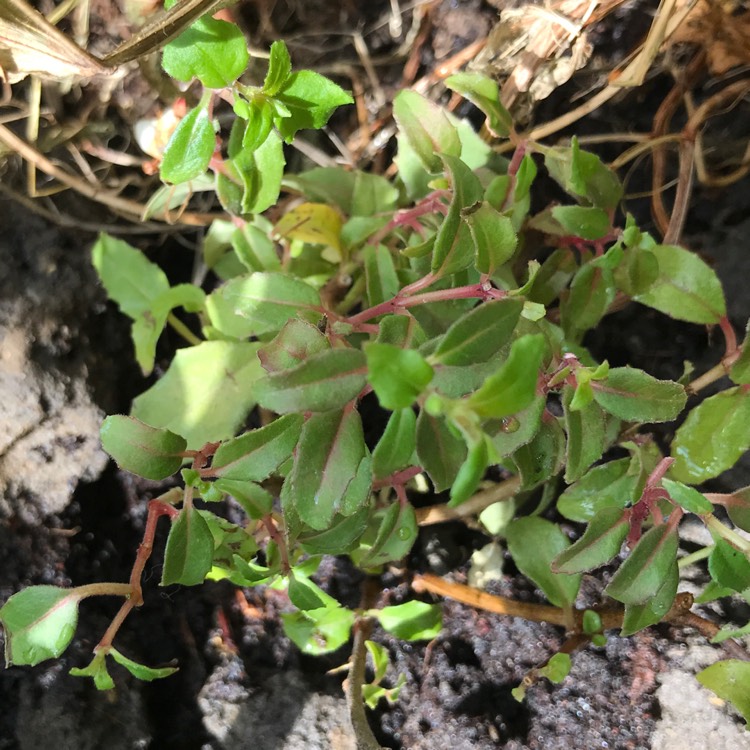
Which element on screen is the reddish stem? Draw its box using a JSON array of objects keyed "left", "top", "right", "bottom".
[
  {"left": 719, "top": 316, "right": 738, "bottom": 358},
  {"left": 262, "top": 514, "right": 290, "bottom": 575},
  {"left": 372, "top": 465, "right": 422, "bottom": 490}
]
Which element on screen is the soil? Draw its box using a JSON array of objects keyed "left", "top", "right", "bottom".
[{"left": 2, "top": 1, "right": 750, "bottom": 749}]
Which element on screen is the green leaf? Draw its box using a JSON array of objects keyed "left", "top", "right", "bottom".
[
  {"left": 131, "top": 341, "right": 264, "bottom": 449},
  {"left": 634, "top": 244, "right": 726, "bottom": 324},
  {"left": 605, "top": 523, "right": 679, "bottom": 605},
  {"left": 557, "top": 458, "right": 634, "bottom": 522},
  {"left": 212, "top": 414, "right": 303, "bottom": 481},
  {"left": 613, "top": 246, "right": 659, "bottom": 297},
  {"left": 100, "top": 415, "right": 186, "bottom": 480},
  {"left": 161, "top": 507, "right": 215, "bottom": 586},
  {"left": 162, "top": 16, "right": 248, "bottom": 88},
  {"left": 539, "top": 652, "right": 572, "bottom": 684},
  {"left": 620, "top": 559, "right": 678, "bottom": 636},
  {"left": 373, "top": 601, "right": 442, "bottom": 641},
  {"left": 91, "top": 234, "right": 169, "bottom": 318},
  {"left": 552, "top": 507, "right": 629, "bottom": 574},
  {"left": 449, "top": 437, "right": 489, "bottom": 507},
  {"left": 562, "top": 386, "right": 610, "bottom": 483},
  {"left": 661, "top": 478, "right": 713, "bottom": 514},
  {"left": 230, "top": 128, "right": 285, "bottom": 215},
  {"left": 215, "top": 272, "right": 321, "bottom": 336},
  {"left": 365, "top": 343, "right": 434, "bottom": 410},
  {"left": 70, "top": 652, "right": 115, "bottom": 690},
  {"left": 431, "top": 154, "right": 484, "bottom": 278},
  {"left": 372, "top": 408, "right": 417, "bottom": 480},
  {"left": 364, "top": 245, "right": 400, "bottom": 307},
  {"left": 0, "top": 586, "right": 80, "bottom": 666},
  {"left": 215, "top": 479, "right": 273, "bottom": 519},
  {"left": 282, "top": 408, "right": 371, "bottom": 529},
  {"left": 237, "top": 97, "right": 274, "bottom": 152},
  {"left": 506, "top": 517, "right": 581, "bottom": 608},
  {"left": 512, "top": 416, "right": 565, "bottom": 490},
  {"left": 392, "top": 90, "right": 461, "bottom": 172},
  {"left": 109, "top": 648, "right": 178, "bottom": 682},
  {"left": 132, "top": 283, "right": 205, "bottom": 375},
  {"left": 160, "top": 104, "right": 215, "bottom": 184},
  {"left": 488, "top": 394, "right": 545, "bottom": 457},
  {"left": 461, "top": 201, "right": 517, "bottom": 275},
  {"left": 258, "top": 319, "right": 330, "bottom": 373},
  {"left": 416, "top": 410, "right": 467, "bottom": 492},
  {"left": 263, "top": 40, "right": 292, "bottom": 95},
  {"left": 232, "top": 221, "right": 281, "bottom": 273},
  {"left": 561, "top": 263, "right": 616, "bottom": 339},
  {"left": 275, "top": 70, "right": 353, "bottom": 141},
  {"left": 544, "top": 138, "right": 622, "bottom": 209},
  {"left": 281, "top": 607, "right": 355, "bottom": 655},
  {"left": 433, "top": 298, "right": 523, "bottom": 366},
  {"left": 671, "top": 387, "right": 750, "bottom": 483},
  {"left": 708, "top": 539, "right": 750, "bottom": 592},
  {"left": 592, "top": 367, "right": 686, "bottom": 422},
  {"left": 287, "top": 574, "right": 329, "bottom": 611},
  {"left": 697, "top": 660, "right": 750, "bottom": 725},
  {"left": 551, "top": 205, "right": 611, "bottom": 240},
  {"left": 467, "top": 334, "right": 546, "bottom": 419},
  {"left": 355, "top": 502, "right": 418, "bottom": 567},
  {"left": 255, "top": 348, "right": 367, "bottom": 413},
  {"left": 297, "top": 506, "right": 371, "bottom": 555},
  {"left": 719, "top": 486, "right": 750, "bottom": 533},
  {"left": 445, "top": 72, "right": 511, "bottom": 136}
]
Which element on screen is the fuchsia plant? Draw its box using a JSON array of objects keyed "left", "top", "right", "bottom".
[{"left": 2, "top": 6, "right": 750, "bottom": 734}]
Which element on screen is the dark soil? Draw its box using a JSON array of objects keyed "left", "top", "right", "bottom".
[{"left": 2, "top": 1, "right": 750, "bottom": 749}]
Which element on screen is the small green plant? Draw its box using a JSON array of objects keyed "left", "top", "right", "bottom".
[{"left": 3, "top": 5, "right": 750, "bottom": 734}]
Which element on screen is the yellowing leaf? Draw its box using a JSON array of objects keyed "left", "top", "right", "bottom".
[{"left": 275, "top": 203, "right": 343, "bottom": 261}]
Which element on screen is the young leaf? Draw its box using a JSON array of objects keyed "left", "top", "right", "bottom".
[
  {"left": 605, "top": 522, "right": 679, "bottom": 605},
  {"left": 297, "top": 506, "right": 371, "bottom": 555},
  {"left": 161, "top": 506, "right": 215, "bottom": 586},
  {"left": 467, "top": 334, "right": 546, "bottom": 419},
  {"left": 634, "top": 244, "right": 726, "bottom": 324},
  {"left": 263, "top": 39, "right": 292, "bottom": 95},
  {"left": 211, "top": 414, "right": 303, "bottom": 481},
  {"left": 100, "top": 415, "right": 186, "bottom": 481},
  {"left": 70, "top": 652, "right": 115, "bottom": 690},
  {"left": 697, "top": 660, "right": 750, "bottom": 725},
  {"left": 562, "top": 386, "right": 610, "bottom": 483},
  {"left": 592, "top": 367, "right": 686, "bottom": 423},
  {"left": 431, "top": 154, "right": 484, "bottom": 278},
  {"left": 416, "top": 410, "right": 467, "bottom": 492},
  {"left": 708, "top": 539, "right": 750, "bottom": 592},
  {"left": 232, "top": 221, "right": 281, "bottom": 273},
  {"left": 215, "top": 479, "right": 273, "bottom": 519},
  {"left": 131, "top": 341, "right": 264, "bottom": 449},
  {"left": 372, "top": 408, "right": 417, "bottom": 480},
  {"left": 506, "top": 517, "right": 581, "bottom": 608},
  {"left": 620, "top": 559, "right": 678, "bottom": 636},
  {"left": 364, "top": 244, "right": 400, "bottom": 307},
  {"left": 0, "top": 586, "right": 80, "bottom": 666},
  {"left": 556, "top": 458, "right": 635, "bottom": 522},
  {"left": 561, "top": 264, "right": 616, "bottom": 339},
  {"left": 461, "top": 202, "right": 517, "bottom": 275},
  {"left": 160, "top": 103, "right": 215, "bottom": 184},
  {"left": 281, "top": 606, "right": 355, "bottom": 655},
  {"left": 91, "top": 234, "right": 169, "bottom": 318},
  {"left": 449, "top": 437, "right": 489, "bottom": 507},
  {"left": 661, "top": 478, "right": 713, "bottom": 514},
  {"left": 551, "top": 205, "right": 611, "bottom": 240},
  {"left": 162, "top": 16, "right": 249, "bottom": 88},
  {"left": 445, "top": 72, "right": 511, "bottom": 136},
  {"left": 109, "top": 648, "right": 178, "bottom": 682},
  {"left": 355, "top": 502, "right": 418, "bottom": 567},
  {"left": 287, "top": 574, "right": 329, "bottom": 611},
  {"left": 258, "top": 319, "right": 329, "bottom": 374},
  {"left": 373, "top": 601, "right": 442, "bottom": 641},
  {"left": 392, "top": 89, "right": 461, "bottom": 173},
  {"left": 365, "top": 343, "right": 434, "bottom": 410},
  {"left": 215, "top": 271, "right": 321, "bottom": 336},
  {"left": 275, "top": 70, "right": 353, "bottom": 141},
  {"left": 229, "top": 129, "right": 285, "bottom": 215},
  {"left": 254, "top": 348, "right": 367, "bottom": 413},
  {"left": 132, "top": 283, "right": 206, "bottom": 375},
  {"left": 282, "top": 407, "right": 371, "bottom": 530},
  {"left": 512, "top": 416, "right": 565, "bottom": 490},
  {"left": 552, "top": 507, "right": 629, "bottom": 574},
  {"left": 670, "top": 387, "right": 750, "bottom": 483},
  {"left": 433, "top": 298, "right": 523, "bottom": 367}
]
